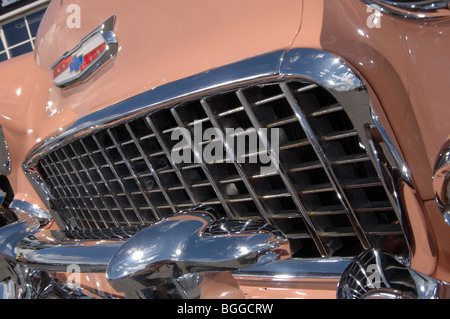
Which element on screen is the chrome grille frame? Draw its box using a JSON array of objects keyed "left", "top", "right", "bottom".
[{"left": 23, "top": 49, "right": 413, "bottom": 258}]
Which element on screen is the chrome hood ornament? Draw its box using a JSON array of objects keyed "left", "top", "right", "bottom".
[
  {"left": 50, "top": 15, "right": 118, "bottom": 88},
  {"left": 106, "top": 206, "right": 291, "bottom": 299}
]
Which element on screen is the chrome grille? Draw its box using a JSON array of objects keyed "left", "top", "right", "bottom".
[{"left": 37, "top": 80, "right": 405, "bottom": 257}]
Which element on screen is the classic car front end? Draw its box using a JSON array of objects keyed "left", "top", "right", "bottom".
[{"left": 0, "top": 0, "right": 449, "bottom": 299}]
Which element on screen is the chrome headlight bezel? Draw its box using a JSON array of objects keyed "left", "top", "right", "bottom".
[{"left": 363, "top": 0, "right": 450, "bottom": 19}]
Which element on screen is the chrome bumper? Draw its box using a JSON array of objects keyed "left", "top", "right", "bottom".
[
  {"left": 0, "top": 206, "right": 442, "bottom": 299},
  {"left": 0, "top": 206, "right": 296, "bottom": 299}
]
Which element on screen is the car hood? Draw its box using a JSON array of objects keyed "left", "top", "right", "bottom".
[{"left": 34, "top": 0, "right": 303, "bottom": 129}]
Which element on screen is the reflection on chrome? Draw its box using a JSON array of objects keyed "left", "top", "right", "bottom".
[
  {"left": 9, "top": 200, "right": 53, "bottom": 228},
  {"left": 106, "top": 206, "right": 291, "bottom": 299},
  {"left": 337, "top": 249, "right": 440, "bottom": 299},
  {"left": 365, "top": 109, "right": 415, "bottom": 257},
  {"left": 433, "top": 146, "right": 450, "bottom": 226},
  {"left": 362, "top": 0, "right": 450, "bottom": 19}
]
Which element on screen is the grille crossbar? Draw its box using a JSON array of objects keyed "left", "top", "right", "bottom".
[{"left": 38, "top": 80, "right": 405, "bottom": 257}]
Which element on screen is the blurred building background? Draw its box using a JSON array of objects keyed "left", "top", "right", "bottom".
[{"left": 0, "top": 0, "right": 50, "bottom": 62}]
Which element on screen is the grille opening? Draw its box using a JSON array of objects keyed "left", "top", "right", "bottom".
[
  {"left": 36, "top": 79, "right": 406, "bottom": 258},
  {"left": 230, "top": 200, "right": 260, "bottom": 219},
  {"left": 290, "top": 238, "right": 322, "bottom": 258},
  {"left": 328, "top": 237, "right": 364, "bottom": 257}
]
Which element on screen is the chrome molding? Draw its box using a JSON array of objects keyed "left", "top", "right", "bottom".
[
  {"left": 0, "top": 125, "right": 10, "bottom": 176},
  {"left": 337, "top": 248, "right": 440, "bottom": 299},
  {"left": 280, "top": 82, "right": 371, "bottom": 250},
  {"left": 9, "top": 200, "right": 52, "bottom": 227},
  {"left": 364, "top": 110, "right": 414, "bottom": 256},
  {"left": 363, "top": 0, "right": 450, "bottom": 19},
  {"left": 0, "top": 221, "right": 123, "bottom": 273},
  {"left": 433, "top": 146, "right": 450, "bottom": 226},
  {"left": 371, "top": 111, "right": 414, "bottom": 189},
  {"left": 234, "top": 257, "right": 351, "bottom": 279}
]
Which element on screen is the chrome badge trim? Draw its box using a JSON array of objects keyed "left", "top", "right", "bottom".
[{"left": 50, "top": 15, "right": 118, "bottom": 88}]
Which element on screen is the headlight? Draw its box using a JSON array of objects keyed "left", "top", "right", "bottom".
[{"left": 363, "top": 0, "right": 450, "bottom": 19}]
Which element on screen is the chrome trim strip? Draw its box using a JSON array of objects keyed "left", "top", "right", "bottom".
[
  {"left": 90, "top": 133, "right": 145, "bottom": 225},
  {"left": 69, "top": 141, "right": 125, "bottom": 227},
  {"left": 433, "top": 146, "right": 450, "bottom": 225},
  {"left": 233, "top": 258, "right": 351, "bottom": 279},
  {"left": 373, "top": 0, "right": 450, "bottom": 10},
  {"left": 235, "top": 90, "right": 329, "bottom": 256},
  {"left": 364, "top": 110, "right": 414, "bottom": 255},
  {"left": 49, "top": 150, "right": 113, "bottom": 228},
  {"left": 124, "top": 122, "right": 178, "bottom": 217},
  {"left": 372, "top": 110, "right": 415, "bottom": 189},
  {"left": 280, "top": 82, "right": 371, "bottom": 250},
  {"left": 9, "top": 200, "right": 52, "bottom": 227},
  {"left": 0, "top": 125, "right": 10, "bottom": 176},
  {"left": 145, "top": 117, "right": 200, "bottom": 207},
  {"left": 200, "top": 98, "right": 272, "bottom": 223},
  {"left": 0, "top": 221, "right": 123, "bottom": 273},
  {"left": 171, "top": 108, "right": 236, "bottom": 219},
  {"left": 363, "top": 0, "right": 450, "bottom": 19}
]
